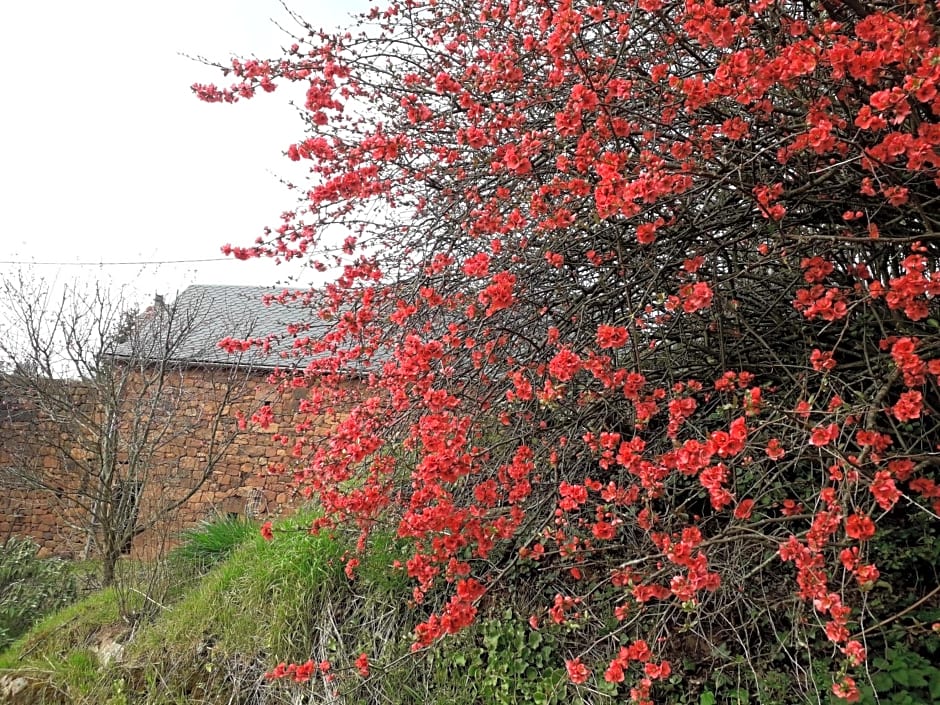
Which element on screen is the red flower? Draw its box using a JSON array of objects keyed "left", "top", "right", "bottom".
[
  {"left": 558, "top": 481, "right": 588, "bottom": 511},
  {"left": 565, "top": 657, "right": 590, "bottom": 684},
  {"left": 591, "top": 521, "right": 617, "bottom": 540},
  {"left": 679, "top": 281, "right": 714, "bottom": 313},
  {"left": 604, "top": 660, "right": 625, "bottom": 683},
  {"left": 252, "top": 405, "right": 274, "bottom": 430},
  {"left": 636, "top": 221, "right": 660, "bottom": 245},
  {"left": 644, "top": 661, "right": 671, "bottom": 679},
  {"left": 841, "top": 640, "right": 866, "bottom": 667},
  {"left": 625, "top": 639, "right": 652, "bottom": 661},
  {"left": 891, "top": 390, "right": 923, "bottom": 422},
  {"left": 461, "top": 252, "right": 491, "bottom": 277},
  {"left": 549, "top": 347, "right": 582, "bottom": 381},
  {"left": 293, "top": 659, "right": 315, "bottom": 683},
  {"left": 855, "top": 563, "right": 879, "bottom": 588},
  {"left": 477, "top": 271, "right": 516, "bottom": 316},
  {"left": 354, "top": 652, "right": 370, "bottom": 677},
  {"left": 845, "top": 513, "right": 876, "bottom": 541},
  {"left": 260, "top": 521, "right": 274, "bottom": 541},
  {"left": 596, "top": 324, "right": 629, "bottom": 349},
  {"left": 781, "top": 499, "right": 803, "bottom": 516},
  {"left": 832, "top": 676, "right": 860, "bottom": 702},
  {"left": 765, "top": 438, "right": 786, "bottom": 460},
  {"left": 870, "top": 471, "right": 901, "bottom": 510},
  {"left": 802, "top": 257, "right": 834, "bottom": 284},
  {"left": 809, "top": 423, "right": 839, "bottom": 447},
  {"left": 734, "top": 499, "right": 755, "bottom": 520},
  {"left": 810, "top": 348, "right": 836, "bottom": 372}
]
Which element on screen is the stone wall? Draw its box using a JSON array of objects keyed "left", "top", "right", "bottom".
[
  {"left": 0, "top": 368, "right": 339, "bottom": 559},
  {"left": 0, "top": 380, "right": 91, "bottom": 556}
]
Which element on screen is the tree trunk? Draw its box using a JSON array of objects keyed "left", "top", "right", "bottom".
[{"left": 102, "top": 545, "right": 119, "bottom": 587}]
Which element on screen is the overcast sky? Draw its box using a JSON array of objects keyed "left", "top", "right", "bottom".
[{"left": 0, "top": 1, "right": 365, "bottom": 306}]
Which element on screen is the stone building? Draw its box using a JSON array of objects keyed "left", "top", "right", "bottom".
[{"left": 0, "top": 285, "right": 335, "bottom": 558}]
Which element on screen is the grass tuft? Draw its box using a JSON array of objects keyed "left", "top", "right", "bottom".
[{"left": 170, "top": 513, "right": 260, "bottom": 572}]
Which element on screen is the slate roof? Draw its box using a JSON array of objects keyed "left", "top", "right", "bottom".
[{"left": 112, "top": 285, "right": 330, "bottom": 371}]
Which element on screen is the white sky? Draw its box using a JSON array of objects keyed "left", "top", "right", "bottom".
[{"left": 0, "top": 1, "right": 366, "bottom": 306}]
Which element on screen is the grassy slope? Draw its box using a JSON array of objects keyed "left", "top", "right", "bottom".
[{"left": 0, "top": 514, "right": 574, "bottom": 705}]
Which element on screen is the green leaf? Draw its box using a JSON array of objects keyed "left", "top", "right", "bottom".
[
  {"left": 929, "top": 673, "right": 940, "bottom": 700},
  {"left": 891, "top": 669, "right": 911, "bottom": 687},
  {"left": 483, "top": 632, "right": 500, "bottom": 652},
  {"left": 871, "top": 672, "right": 894, "bottom": 693},
  {"left": 700, "top": 692, "right": 717, "bottom": 705}
]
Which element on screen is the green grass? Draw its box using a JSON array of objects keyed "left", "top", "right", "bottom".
[
  {"left": 0, "top": 587, "right": 122, "bottom": 670},
  {"left": 123, "top": 512, "right": 418, "bottom": 703},
  {"left": 0, "top": 585, "right": 125, "bottom": 705},
  {"left": 170, "top": 513, "right": 260, "bottom": 572},
  {"left": 0, "top": 512, "right": 580, "bottom": 705},
  {"left": 0, "top": 537, "right": 78, "bottom": 650},
  {"left": 134, "top": 516, "right": 345, "bottom": 662}
]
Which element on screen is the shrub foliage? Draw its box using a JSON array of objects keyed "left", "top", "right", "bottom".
[
  {"left": 197, "top": 0, "right": 940, "bottom": 702},
  {"left": 0, "top": 536, "right": 76, "bottom": 650}
]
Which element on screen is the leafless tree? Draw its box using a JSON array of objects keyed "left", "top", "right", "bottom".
[{"left": 0, "top": 271, "right": 254, "bottom": 586}]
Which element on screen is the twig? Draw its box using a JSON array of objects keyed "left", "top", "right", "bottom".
[{"left": 852, "top": 584, "right": 940, "bottom": 639}]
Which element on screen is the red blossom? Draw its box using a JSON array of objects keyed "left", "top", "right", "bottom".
[
  {"left": 354, "top": 652, "right": 370, "bottom": 677},
  {"left": 871, "top": 471, "right": 902, "bottom": 510},
  {"left": 596, "top": 324, "right": 629, "bottom": 349},
  {"left": 734, "top": 499, "right": 755, "bottom": 520},
  {"left": 845, "top": 514, "right": 876, "bottom": 541},
  {"left": 810, "top": 424, "right": 840, "bottom": 447},
  {"left": 891, "top": 390, "right": 923, "bottom": 422},
  {"left": 765, "top": 439, "right": 786, "bottom": 460},
  {"left": 477, "top": 271, "right": 516, "bottom": 316},
  {"left": 461, "top": 252, "right": 491, "bottom": 278},
  {"left": 549, "top": 348, "right": 582, "bottom": 381},
  {"left": 565, "top": 657, "right": 590, "bottom": 684},
  {"left": 604, "top": 660, "right": 625, "bottom": 683},
  {"left": 678, "top": 282, "right": 714, "bottom": 313},
  {"left": 810, "top": 349, "right": 836, "bottom": 372},
  {"left": 643, "top": 661, "right": 671, "bottom": 680},
  {"left": 832, "top": 676, "right": 860, "bottom": 703}
]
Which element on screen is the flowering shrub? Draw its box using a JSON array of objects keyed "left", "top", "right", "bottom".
[{"left": 199, "top": 0, "right": 940, "bottom": 701}]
